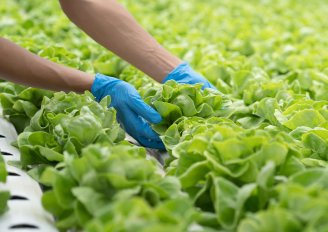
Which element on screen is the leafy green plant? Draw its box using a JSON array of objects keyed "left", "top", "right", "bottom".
[
  {"left": 0, "top": 155, "right": 9, "bottom": 215},
  {"left": 85, "top": 196, "right": 199, "bottom": 232},
  {"left": 238, "top": 168, "right": 328, "bottom": 232},
  {"left": 17, "top": 92, "right": 124, "bottom": 170},
  {"left": 144, "top": 80, "right": 229, "bottom": 134},
  {"left": 0, "top": 82, "right": 53, "bottom": 133},
  {"left": 41, "top": 143, "right": 195, "bottom": 231}
]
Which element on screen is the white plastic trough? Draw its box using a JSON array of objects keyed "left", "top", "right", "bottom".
[{"left": 0, "top": 116, "right": 58, "bottom": 232}]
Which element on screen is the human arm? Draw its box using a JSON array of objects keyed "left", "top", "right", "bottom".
[
  {"left": 59, "top": 0, "right": 182, "bottom": 82},
  {"left": 59, "top": 0, "right": 215, "bottom": 90},
  {"left": 0, "top": 37, "right": 94, "bottom": 93},
  {"left": 0, "top": 37, "right": 163, "bottom": 149}
]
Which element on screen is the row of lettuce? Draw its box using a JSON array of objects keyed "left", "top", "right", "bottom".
[
  {"left": 1, "top": 76, "right": 328, "bottom": 231},
  {"left": 0, "top": 83, "right": 203, "bottom": 231},
  {"left": 138, "top": 78, "right": 328, "bottom": 231}
]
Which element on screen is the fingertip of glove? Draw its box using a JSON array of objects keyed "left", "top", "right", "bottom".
[
  {"left": 149, "top": 112, "right": 162, "bottom": 124},
  {"left": 152, "top": 141, "right": 166, "bottom": 150},
  {"left": 143, "top": 125, "right": 161, "bottom": 140},
  {"left": 142, "top": 103, "right": 162, "bottom": 124},
  {"left": 138, "top": 137, "right": 166, "bottom": 150}
]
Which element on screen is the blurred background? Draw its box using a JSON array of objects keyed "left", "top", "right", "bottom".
[{"left": 1, "top": 0, "right": 328, "bottom": 97}]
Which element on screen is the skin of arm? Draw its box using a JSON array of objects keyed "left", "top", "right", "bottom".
[
  {"left": 0, "top": 0, "right": 184, "bottom": 93},
  {"left": 0, "top": 37, "right": 94, "bottom": 93},
  {"left": 59, "top": 0, "right": 182, "bottom": 82}
]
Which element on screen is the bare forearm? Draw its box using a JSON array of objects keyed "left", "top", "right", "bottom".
[
  {"left": 59, "top": 0, "right": 182, "bottom": 82},
  {"left": 0, "top": 38, "right": 94, "bottom": 93}
]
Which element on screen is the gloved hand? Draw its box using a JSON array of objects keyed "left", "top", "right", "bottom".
[
  {"left": 163, "top": 62, "right": 216, "bottom": 90},
  {"left": 91, "top": 73, "right": 165, "bottom": 150}
]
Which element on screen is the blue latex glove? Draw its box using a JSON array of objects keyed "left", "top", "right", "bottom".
[
  {"left": 163, "top": 62, "right": 216, "bottom": 90},
  {"left": 91, "top": 73, "right": 165, "bottom": 150}
]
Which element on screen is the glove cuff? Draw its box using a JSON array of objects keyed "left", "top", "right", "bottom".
[
  {"left": 162, "top": 62, "right": 190, "bottom": 83},
  {"left": 91, "top": 73, "right": 121, "bottom": 102}
]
